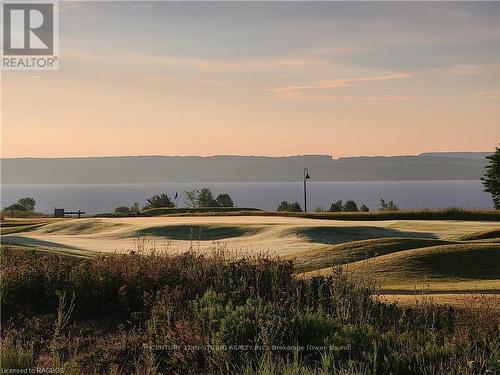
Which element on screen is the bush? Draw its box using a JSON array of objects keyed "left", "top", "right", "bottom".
[
  {"left": 360, "top": 204, "right": 369, "bottom": 212},
  {"left": 1, "top": 246, "right": 498, "bottom": 374}
]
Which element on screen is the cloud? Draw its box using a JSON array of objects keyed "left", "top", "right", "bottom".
[
  {"left": 269, "top": 72, "right": 413, "bottom": 99},
  {"left": 281, "top": 94, "right": 437, "bottom": 102},
  {"left": 438, "top": 64, "right": 485, "bottom": 76}
]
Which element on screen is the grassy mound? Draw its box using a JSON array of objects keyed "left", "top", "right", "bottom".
[
  {"left": 291, "top": 237, "right": 455, "bottom": 273},
  {"left": 1, "top": 246, "right": 498, "bottom": 374},
  {"left": 136, "top": 224, "right": 264, "bottom": 241},
  {"left": 36, "top": 219, "right": 128, "bottom": 235},
  {"left": 0, "top": 219, "right": 49, "bottom": 235},
  {"left": 349, "top": 242, "right": 500, "bottom": 283},
  {"left": 295, "top": 226, "right": 436, "bottom": 245},
  {"left": 453, "top": 228, "right": 500, "bottom": 241}
]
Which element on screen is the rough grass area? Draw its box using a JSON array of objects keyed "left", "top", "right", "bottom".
[
  {"left": 136, "top": 224, "right": 264, "bottom": 241},
  {"left": 290, "top": 237, "right": 456, "bottom": 273},
  {"left": 1, "top": 246, "right": 499, "bottom": 374}
]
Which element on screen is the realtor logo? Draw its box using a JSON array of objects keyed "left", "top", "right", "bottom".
[{"left": 1, "top": 0, "right": 59, "bottom": 70}]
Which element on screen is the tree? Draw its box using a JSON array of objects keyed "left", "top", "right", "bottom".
[
  {"left": 185, "top": 190, "right": 198, "bottom": 208},
  {"left": 114, "top": 206, "right": 130, "bottom": 214},
  {"left": 329, "top": 200, "right": 343, "bottom": 212},
  {"left": 185, "top": 187, "right": 218, "bottom": 208},
  {"left": 360, "top": 204, "right": 370, "bottom": 212},
  {"left": 3, "top": 197, "right": 36, "bottom": 212},
  {"left": 216, "top": 193, "right": 234, "bottom": 207},
  {"left": 343, "top": 200, "right": 359, "bottom": 212},
  {"left": 197, "top": 187, "right": 215, "bottom": 207},
  {"left": 481, "top": 146, "right": 500, "bottom": 209},
  {"left": 130, "top": 202, "right": 140, "bottom": 214},
  {"left": 3, "top": 203, "right": 27, "bottom": 212},
  {"left": 379, "top": 199, "right": 399, "bottom": 211},
  {"left": 277, "top": 201, "right": 302, "bottom": 212},
  {"left": 143, "top": 193, "right": 176, "bottom": 210},
  {"left": 18, "top": 197, "right": 36, "bottom": 211}
]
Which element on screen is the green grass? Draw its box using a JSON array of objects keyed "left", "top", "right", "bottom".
[
  {"left": 0, "top": 219, "right": 49, "bottom": 235},
  {"left": 452, "top": 228, "right": 500, "bottom": 241},
  {"left": 0, "top": 223, "right": 46, "bottom": 235},
  {"left": 290, "top": 237, "right": 456, "bottom": 273},
  {"left": 36, "top": 219, "right": 128, "bottom": 235},
  {"left": 345, "top": 242, "right": 500, "bottom": 290}
]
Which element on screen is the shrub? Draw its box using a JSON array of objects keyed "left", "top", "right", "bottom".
[
  {"left": 360, "top": 204, "right": 369, "bottom": 212},
  {"left": 1, "top": 246, "right": 498, "bottom": 374}
]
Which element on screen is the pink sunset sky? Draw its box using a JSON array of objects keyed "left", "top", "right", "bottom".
[{"left": 1, "top": 1, "right": 499, "bottom": 158}]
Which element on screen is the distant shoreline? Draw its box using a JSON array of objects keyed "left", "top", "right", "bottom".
[{"left": 1, "top": 152, "right": 489, "bottom": 185}]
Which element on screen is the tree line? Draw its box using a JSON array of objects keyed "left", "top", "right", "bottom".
[
  {"left": 115, "top": 187, "right": 234, "bottom": 213},
  {"left": 277, "top": 199, "right": 399, "bottom": 213}
]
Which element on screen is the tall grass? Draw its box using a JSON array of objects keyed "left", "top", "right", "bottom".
[{"left": 1, "top": 245, "right": 498, "bottom": 374}]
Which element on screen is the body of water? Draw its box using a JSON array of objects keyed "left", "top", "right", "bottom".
[{"left": 0, "top": 180, "right": 493, "bottom": 215}]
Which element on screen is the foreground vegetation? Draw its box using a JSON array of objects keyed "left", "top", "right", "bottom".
[{"left": 1, "top": 245, "right": 499, "bottom": 374}]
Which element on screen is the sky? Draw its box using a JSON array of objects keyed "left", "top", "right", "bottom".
[{"left": 1, "top": 1, "right": 499, "bottom": 158}]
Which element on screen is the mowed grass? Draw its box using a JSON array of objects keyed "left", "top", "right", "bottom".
[
  {"left": 290, "top": 237, "right": 457, "bottom": 273},
  {"left": 300, "top": 242, "right": 500, "bottom": 291},
  {"left": 452, "top": 228, "right": 500, "bottom": 241},
  {"left": 3, "top": 215, "right": 500, "bottom": 299},
  {"left": 36, "top": 219, "right": 128, "bottom": 235},
  {"left": 0, "top": 219, "right": 49, "bottom": 235}
]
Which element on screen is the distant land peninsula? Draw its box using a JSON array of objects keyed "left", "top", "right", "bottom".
[{"left": 1, "top": 152, "right": 491, "bottom": 184}]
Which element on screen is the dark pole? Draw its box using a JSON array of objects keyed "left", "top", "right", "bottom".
[
  {"left": 304, "top": 178, "right": 307, "bottom": 213},
  {"left": 303, "top": 168, "right": 310, "bottom": 213}
]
